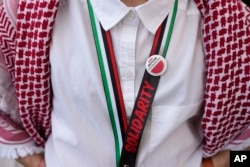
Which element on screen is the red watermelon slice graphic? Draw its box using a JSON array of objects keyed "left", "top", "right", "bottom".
[{"left": 151, "top": 61, "right": 164, "bottom": 74}]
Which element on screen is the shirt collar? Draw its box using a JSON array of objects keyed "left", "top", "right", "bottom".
[{"left": 89, "top": 0, "right": 174, "bottom": 34}]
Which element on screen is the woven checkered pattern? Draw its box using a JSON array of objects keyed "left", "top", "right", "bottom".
[
  {"left": 246, "top": 3, "right": 250, "bottom": 34},
  {"left": 195, "top": 0, "right": 250, "bottom": 157},
  {"left": 14, "top": 0, "right": 60, "bottom": 146},
  {"left": 0, "top": 3, "right": 16, "bottom": 83}
]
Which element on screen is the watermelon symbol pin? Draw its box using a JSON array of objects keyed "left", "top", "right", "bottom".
[{"left": 145, "top": 55, "right": 167, "bottom": 76}]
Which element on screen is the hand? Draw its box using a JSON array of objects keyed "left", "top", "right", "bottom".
[
  {"left": 202, "top": 150, "right": 229, "bottom": 167},
  {"left": 16, "top": 153, "right": 45, "bottom": 167},
  {"left": 211, "top": 150, "right": 230, "bottom": 167}
]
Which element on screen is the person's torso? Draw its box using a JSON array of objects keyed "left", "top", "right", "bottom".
[{"left": 45, "top": 0, "right": 205, "bottom": 166}]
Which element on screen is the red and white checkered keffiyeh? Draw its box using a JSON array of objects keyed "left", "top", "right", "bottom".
[
  {"left": 0, "top": 0, "right": 249, "bottom": 157},
  {"left": 195, "top": 0, "right": 250, "bottom": 156}
]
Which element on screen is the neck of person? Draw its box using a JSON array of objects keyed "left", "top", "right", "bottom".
[{"left": 121, "top": 0, "right": 148, "bottom": 7}]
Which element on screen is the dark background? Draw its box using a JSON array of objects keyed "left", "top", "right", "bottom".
[{"left": 242, "top": 0, "right": 250, "bottom": 7}]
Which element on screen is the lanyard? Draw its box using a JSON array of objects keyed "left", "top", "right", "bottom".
[{"left": 87, "top": 0, "right": 178, "bottom": 166}]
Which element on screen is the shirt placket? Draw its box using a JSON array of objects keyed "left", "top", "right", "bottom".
[{"left": 119, "top": 9, "right": 139, "bottom": 118}]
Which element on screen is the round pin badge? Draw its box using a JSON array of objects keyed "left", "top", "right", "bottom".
[{"left": 145, "top": 55, "right": 167, "bottom": 76}]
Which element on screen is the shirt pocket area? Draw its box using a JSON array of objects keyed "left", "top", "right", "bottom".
[{"left": 138, "top": 100, "right": 204, "bottom": 165}]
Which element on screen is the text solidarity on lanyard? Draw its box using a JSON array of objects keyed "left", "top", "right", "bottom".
[{"left": 87, "top": 0, "right": 178, "bottom": 166}]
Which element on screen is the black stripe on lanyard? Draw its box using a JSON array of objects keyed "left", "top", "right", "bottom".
[
  {"left": 87, "top": 0, "right": 178, "bottom": 166},
  {"left": 102, "top": 15, "right": 167, "bottom": 142},
  {"left": 101, "top": 28, "right": 128, "bottom": 139},
  {"left": 119, "top": 17, "right": 168, "bottom": 167}
]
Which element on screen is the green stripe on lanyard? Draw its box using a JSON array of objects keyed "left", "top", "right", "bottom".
[
  {"left": 163, "top": 0, "right": 178, "bottom": 57},
  {"left": 87, "top": 0, "right": 121, "bottom": 165},
  {"left": 87, "top": 0, "right": 178, "bottom": 166}
]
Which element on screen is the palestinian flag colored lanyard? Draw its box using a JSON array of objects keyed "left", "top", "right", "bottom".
[{"left": 87, "top": 0, "right": 178, "bottom": 166}]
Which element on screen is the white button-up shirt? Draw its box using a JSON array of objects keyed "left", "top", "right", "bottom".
[{"left": 46, "top": 0, "right": 205, "bottom": 166}]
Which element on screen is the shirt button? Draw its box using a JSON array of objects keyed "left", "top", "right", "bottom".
[
  {"left": 122, "top": 69, "right": 132, "bottom": 78},
  {"left": 126, "top": 106, "right": 132, "bottom": 113},
  {"left": 126, "top": 10, "right": 136, "bottom": 20}
]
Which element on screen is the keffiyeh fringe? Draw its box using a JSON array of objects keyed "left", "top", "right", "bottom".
[{"left": 0, "top": 141, "right": 44, "bottom": 159}]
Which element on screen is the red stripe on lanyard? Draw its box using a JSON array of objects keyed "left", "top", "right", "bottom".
[
  {"left": 102, "top": 16, "right": 167, "bottom": 142},
  {"left": 105, "top": 30, "right": 128, "bottom": 136},
  {"left": 87, "top": 0, "right": 178, "bottom": 165},
  {"left": 150, "top": 22, "right": 164, "bottom": 55},
  {"left": 102, "top": 17, "right": 168, "bottom": 166}
]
